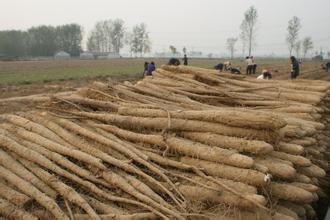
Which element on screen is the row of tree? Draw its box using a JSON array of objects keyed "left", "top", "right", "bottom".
[
  {"left": 225, "top": 6, "right": 315, "bottom": 59},
  {"left": 0, "top": 24, "right": 83, "bottom": 57},
  {"left": 0, "top": 20, "right": 151, "bottom": 58},
  {"left": 0, "top": 10, "right": 322, "bottom": 59},
  {"left": 86, "top": 19, "right": 151, "bottom": 57}
]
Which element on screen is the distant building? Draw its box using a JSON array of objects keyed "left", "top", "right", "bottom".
[
  {"left": 188, "top": 51, "right": 203, "bottom": 58},
  {"left": 153, "top": 51, "right": 204, "bottom": 58},
  {"left": 88, "top": 52, "right": 120, "bottom": 59},
  {"left": 80, "top": 52, "right": 94, "bottom": 60},
  {"left": 107, "top": 52, "right": 121, "bottom": 59},
  {"left": 54, "top": 51, "right": 70, "bottom": 60},
  {"left": 312, "top": 55, "right": 323, "bottom": 61}
]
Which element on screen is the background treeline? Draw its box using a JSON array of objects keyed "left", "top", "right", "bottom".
[
  {"left": 0, "top": 19, "right": 151, "bottom": 59},
  {"left": 0, "top": 24, "right": 82, "bottom": 58}
]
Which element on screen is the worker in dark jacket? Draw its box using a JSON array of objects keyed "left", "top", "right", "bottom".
[
  {"left": 214, "top": 63, "right": 224, "bottom": 72},
  {"left": 228, "top": 67, "right": 241, "bottom": 74},
  {"left": 143, "top": 62, "right": 149, "bottom": 76},
  {"left": 290, "top": 56, "right": 300, "bottom": 79},
  {"left": 322, "top": 62, "right": 330, "bottom": 72},
  {"left": 183, "top": 54, "right": 188, "bottom": 66},
  {"left": 168, "top": 58, "right": 180, "bottom": 66},
  {"left": 251, "top": 56, "right": 257, "bottom": 74}
]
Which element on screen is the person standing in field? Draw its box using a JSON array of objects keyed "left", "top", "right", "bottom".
[
  {"left": 290, "top": 56, "right": 300, "bottom": 79},
  {"left": 245, "top": 56, "right": 253, "bottom": 75},
  {"left": 143, "top": 61, "right": 149, "bottom": 76},
  {"left": 251, "top": 56, "right": 257, "bottom": 74},
  {"left": 146, "top": 61, "right": 155, "bottom": 76},
  {"left": 183, "top": 54, "right": 188, "bottom": 66}
]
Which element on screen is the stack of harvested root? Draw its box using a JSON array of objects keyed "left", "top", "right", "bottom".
[{"left": 0, "top": 65, "right": 329, "bottom": 220}]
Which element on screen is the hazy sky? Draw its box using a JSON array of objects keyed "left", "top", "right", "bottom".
[{"left": 1, "top": 0, "right": 330, "bottom": 56}]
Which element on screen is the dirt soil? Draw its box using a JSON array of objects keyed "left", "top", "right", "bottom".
[
  {"left": 0, "top": 73, "right": 142, "bottom": 99},
  {"left": 0, "top": 73, "right": 142, "bottom": 114}
]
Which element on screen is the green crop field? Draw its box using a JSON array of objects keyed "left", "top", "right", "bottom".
[
  {"left": 0, "top": 58, "right": 327, "bottom": 85},
  {"left": 0, "top": 59, "right": 149, "bottom": 85},
  {"left": 0, "top": 58, "right": 227, "bottom": 85}
]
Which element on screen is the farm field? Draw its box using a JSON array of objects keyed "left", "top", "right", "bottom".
[
  {"left": 1, "top": 0, "right": 330, "bottom": 218},
  {"left": 0, "top": 58, "right": 328, "bottom": 84},
  {"left": 0, "top": 58, "right": 237, "bottom": 85},
  {"left": 0, "top": 58, "right": 214, "bottom": 98},
  {"left": 0, "top": 58, "right": 328, "bottom": 113}
]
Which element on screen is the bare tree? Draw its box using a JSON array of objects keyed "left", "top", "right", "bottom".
[
  {"left": 286, "top": 16, "right": 301, "bottom": 57},
  {"left": 169, "top": 45, "right": 177, "bottom": 56},
  {"left": 87, "top": 19, "right": 126, "bottom": 54},
  {"left": 182, "top": 46, "right": 187, "bottom": 54},
  {"left": 302, "top": 37, "right": 313, "bottom": 59},
  {"left": 87, "top": 20, "right": 112, "bottom": 52},
  {"left": 226, "top": 38, "right": 238, "bottom": 59},
  {"left": 110, "top": 19, "right": 125, "bottom": 54},
  {"left": 320, "top": 47, "right": 324, "bottom": 57},
  {"left": 128, "top": 23, "right": 151, "bottom": 57},
  {"left": 294, "top": 40, "right": 301, "bottom": 59},
  {"left": 240, "top": 6, "right": 258, "bottom": 56},
  {"left": 239, "top": 20, "right": 248, "bottom": 57}
]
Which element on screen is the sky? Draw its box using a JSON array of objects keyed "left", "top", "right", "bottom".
[{"left": 1, "top": 0, "right": 330, "bottom": 57}]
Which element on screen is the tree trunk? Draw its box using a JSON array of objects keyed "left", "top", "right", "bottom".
[
  {"left": 242, "top": 46, "right": 245, "bottom": 59},
  {"left": 248, "top": 32, "right": 252, "bottom": 56}
]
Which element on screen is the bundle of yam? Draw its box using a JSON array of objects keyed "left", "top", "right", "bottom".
[{"left": 0, "top": 65, "right": 330, "bottom": 220}]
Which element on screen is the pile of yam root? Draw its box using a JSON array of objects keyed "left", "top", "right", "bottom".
[{"left": 0, "top": 65, "right": 329, "bottom": 220}]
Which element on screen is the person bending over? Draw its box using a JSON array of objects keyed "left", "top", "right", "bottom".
[
  {"left": 214, "top": 63, "right": 224, "bottom": 72},
  {"left": 168, "top": 58, "right": 180, "bottom": 66},
  {"left": 228, "top": 67, "right": 241, "bottom": 74},
  {"left": 224, "top": 61, "right": 231, "bottom": 71},
  {"left": 257, "top": 69, "right": 272, "bottom": 80}
]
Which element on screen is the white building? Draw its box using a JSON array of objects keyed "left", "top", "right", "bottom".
[
  {"left": 107, "top": 52, "right": 121, "bottom": 59},
  {"left": 80, "top": 52, "right": 94, "bottom": 60},
  {"left": 89, "top": 52, "right": 120, "bottom": 59},
  {"left": 54, "top": 51, "right": 70, "bottom": 60}
]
